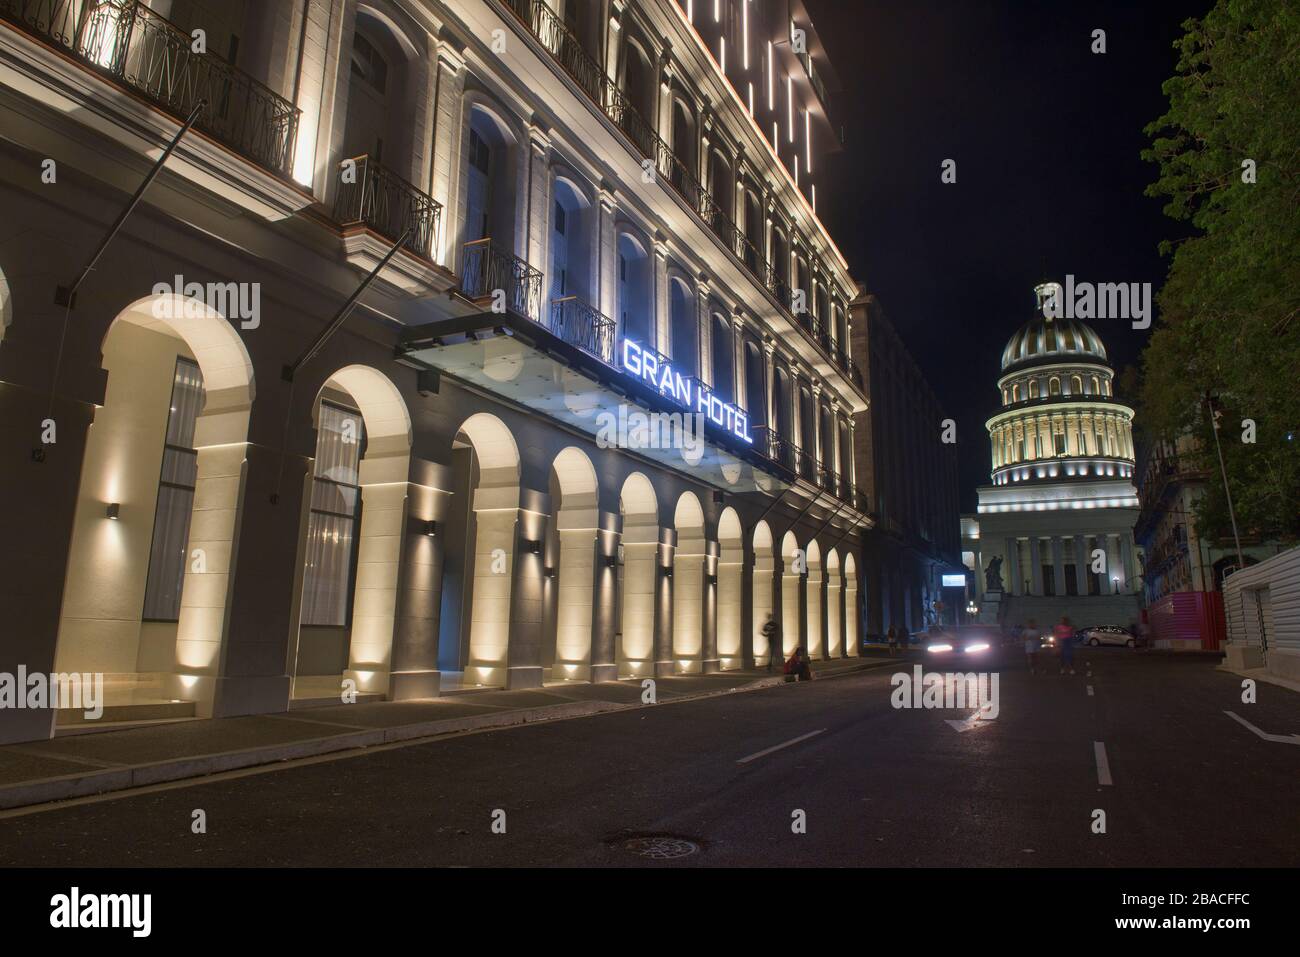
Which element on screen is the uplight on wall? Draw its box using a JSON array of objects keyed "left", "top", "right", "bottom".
[{"left": 106, "top": 502, "right": 121, "bottom": 520}]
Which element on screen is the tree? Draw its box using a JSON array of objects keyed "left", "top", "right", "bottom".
[{"left": 1140, "top": 0, "right": 1299, "bottom": 541}]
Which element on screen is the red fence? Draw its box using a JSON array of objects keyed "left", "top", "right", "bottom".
[{"left": 1147, "top": 591, "right": 1226, "bottom": 650}]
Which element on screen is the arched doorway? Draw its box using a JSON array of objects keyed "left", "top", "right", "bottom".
[
  {"left": 826, "top": 549, "right": 842, "bottom": 658},
  {"left": 437, "top": 412, "right": 522, "bottom": 689},
  {"left": 546, "top": 447, "right": 598, "bottom": 682},
  {"left": 806, "top": 538, "right": 824, "bottom": 658},
  {"left": 781, "top": 530, "right": 802, "bottom": 657},
  {"left": 618, "top": 472, "right": 658, "bottom": 676},
  {"left": 753, "top": 521, "right": 775, "bottom": 665},
  {"left": 672, "top": 491, "right": 706, "bottom": 672},
  {"left": 669, "top": 275, "right": 697, "bottom": 378},
  {"left": 845, "top": 554, "right": 860, "bottom": 656},
  {"left": 716, "top": 508, "right": 743, "bottom": 669},
  {"left": 711, "top": 312, "right": 733, "bottom": 401},
  {"left": 549, "top": 175, "right": 593, "bottom": 304},
  {"left": 462, "top": 102, "right": 519, "bottom": 256},
  {"left": 290, "top": 365, "right": 412, "bottom": 701},
  {"left": 55, "top": 293, "right": 254, "bottom": 718}
]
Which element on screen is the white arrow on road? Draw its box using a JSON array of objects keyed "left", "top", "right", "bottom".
[
  {"left": 945, "top": 706, "right": 996, "bottom": 733},
  {"left": 1224, "top": 710, "right": 1300, "bottom": 745}
]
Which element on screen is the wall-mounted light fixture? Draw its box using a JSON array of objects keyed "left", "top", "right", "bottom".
[
  {"left": 544, "top": 565, "right": 557, "bottom": 579},
  {"left": 424, "top": 520, "right": 437, "bottom": 537},
  {"left": 662, "top": 566, "right": 673, "bottom": 579},
  {"left": 706, "top": 574, "right": 718, "bottom": 585},
  {"left": 604, "top": 555, "right": 618, "bottom": 568},
  {"left": 523, "top": 539, "right": 542, "bottom": 554},
  {"left": 106, "top": 503, "right": 121, "bottom": 520}
]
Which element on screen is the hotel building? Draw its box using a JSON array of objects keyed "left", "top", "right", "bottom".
[{"left": 0, "top": 0, "right": 871, "bottom": 742}]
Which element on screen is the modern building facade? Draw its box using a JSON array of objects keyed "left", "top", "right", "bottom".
[
  {"left": 0, "top": 0, "right": 871, "bottom": 744},
  {"left": 851, "top": 292, "right": 962, "bottom": 635},
  {"left": 965, "top": 283, "right": 1142, "bottom": 628}
]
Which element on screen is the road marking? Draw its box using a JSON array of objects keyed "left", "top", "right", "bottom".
[
  {"left": 1224, "top": 710, "right": 1300, "bottom": 745},
  {"left": 1093, "top": 741, "right": 1113, "bottom": 786},
  {"left": 1086, "top": 685, "right": 1094, "bottom": 696},
  {"left": 736, "top": 728, "right": 826, "bottom": 764},
  {"left": 945, "top": 705, "right": 997, "bottom": 733}
]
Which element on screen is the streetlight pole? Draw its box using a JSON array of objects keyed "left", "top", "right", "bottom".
[{"left": 1205, "top": 392, "right": 1246, "bottom": 570}]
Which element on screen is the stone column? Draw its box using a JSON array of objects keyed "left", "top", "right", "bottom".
[
  {"left": 702, "top": 542, "right": 719, "bottom": 673},
  {"left": 1005, "top": 537, "right": 1020, "bottom": 596},
  {"left": 1028, "top": 537, "right": 1043, "bottom": 595},
  {"left": 1050, "top": 536, "right": 1064, "bottom": 599},
  {"left": 654, "top": 535, "right": 675, "bottom": 676},
  {"left": 653, "top": 236, "right": 670, "bottom": 357},
  {"left": 589, "top": 516, "right": 620, "bottom": 683},
  {"left": 696, "top": 274, "right": 712, "bottom": 384},
  {"left": 1074, "top": 534, "right": 1090, "bottom": 595},
  {"left": 524, "top": 123, "right": 552, "bottom": 272},
  {"left": 388, "top": 474, "right": 454, "bottom": 700}
]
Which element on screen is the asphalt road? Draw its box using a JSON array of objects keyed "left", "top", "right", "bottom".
[{"left": 1, "top": 649, "right": 1297, "bottom": 867}]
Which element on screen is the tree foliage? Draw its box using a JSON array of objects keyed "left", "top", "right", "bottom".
[{"left": 1140, "top": 0, "right": 1299, "bottom": 541}]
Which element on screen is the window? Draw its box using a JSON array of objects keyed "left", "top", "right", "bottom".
[
  {"left": 1049, "top": 377, "right": 1061, "bottom": 396},
  {"left": 142, "top": 358, "right": 204, "bottom": 621},
  {"left": 1029, "top": 380, "right": 1039, "bottom": 398},
  {"left": 350, "top": 32, "right": 388, "bottom": 94},
  {"left": 301, "top": 403, "right": 366, "bottom": 627}
]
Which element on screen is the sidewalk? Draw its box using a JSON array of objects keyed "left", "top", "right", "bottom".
[{"left": 0, "top": 657, "right": 890, "bottom": 811}]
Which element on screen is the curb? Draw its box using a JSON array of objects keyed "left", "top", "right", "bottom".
[{"left": 0, "top": 660, "right": 887, "bottom": 811}]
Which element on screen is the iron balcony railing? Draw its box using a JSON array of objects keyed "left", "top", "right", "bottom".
[
  {"left": 1, "top": 0, "right": 300, "bottom": 178},
  {"left": 549, "top": 295, "right": 617, "bottom": 365},
  {"left": 461, "top": 239, "right": 543, "bottom": 322},
  {"left": 334, "top": 154, "right": 441, "bottom": 261},
  {"left": 751, "top": 426, "right": 796, "bottom": 473}
]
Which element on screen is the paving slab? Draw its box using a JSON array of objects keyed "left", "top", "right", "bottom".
[
  {"left": 288, "top": 698, "right": 515, "bottom": 729},
  {"left": 0, "top": 750, "right": 112, "bottom": 786}
]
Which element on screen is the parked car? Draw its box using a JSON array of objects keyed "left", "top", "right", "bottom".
[{"left": 1076, "top": 625, "right": 1137, "bottom": 648}]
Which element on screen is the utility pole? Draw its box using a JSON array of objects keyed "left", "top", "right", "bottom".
[{"left": 1205, "top": 392, "right": 1246, "bottom": 571}]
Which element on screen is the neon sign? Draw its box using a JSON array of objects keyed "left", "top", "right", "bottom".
[{"left": 621, "top": 338, "right": 752, "bottom": 443}]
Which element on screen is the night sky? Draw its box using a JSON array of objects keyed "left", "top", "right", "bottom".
[{"left": 805, "top": 0, "right": 1209, "bottom": 511}]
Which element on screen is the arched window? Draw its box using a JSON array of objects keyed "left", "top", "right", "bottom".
[
  {"left": 344, "top": 26, "right": 392, "bottom": 162},
  {"left": 711, "top": 312, "right": 733, "bottom": 401},
  {"left": 1103, "top": 378, "right": 1112, "bottom": 396},
  {"left": 1002, "top": 387, "right": 1010, "bottom": 405},
  {"left": 1012, "top": 384, "right": 1021, "bottom": 402},
  {"left": 617, "top": 230, "right": 651, "bottom": 345},
  {"left": 549, "top": 177, "right": 591, "bottom": 301},
  {"left": 463, "top": 105, "right": 517, "bottom": 247},
  {"left": 619, "top": 39, "right": 656, "bottom": 149},
  {"left": 1029, "top": 380, "right": 1039, "bottom": 399},
  {"left": 1071, "top": 375, "right": 1082, "bottom": 395},
  {"left": 1049, "top": 377, "right": 1061, "bottom": 396},
  {"left": 744, "top": 339, "right": 766, "bottom": 429},
  {"left": 670, "top": 97, "right": 697, "bottom": 192},
  {"left": 669, "top": 276, "right": 697, "bottom": 377},
  {"left": 1091, "top": 374, "right": 1101, "bottom": 395},
  {"left": 743, "top": 189, "right": 763, "bottom": 271}
]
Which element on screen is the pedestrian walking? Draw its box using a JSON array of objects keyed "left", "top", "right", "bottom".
[
  {"left": 1055, "top": 616, "right": 1076, "bottom": 674},
  {"left": 1023, "top": 618, "right": 1040, "bottom": 674},
  {"left": 887, "top": 625, "right": 898, "bottom": 657},
  {"left": 762, "top": 615, "right": 779, "bottom": 671}
]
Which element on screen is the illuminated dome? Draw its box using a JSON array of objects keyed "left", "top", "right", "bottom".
[{"left": 1000, "top": 315, "right": 1108, "bottom": 372}]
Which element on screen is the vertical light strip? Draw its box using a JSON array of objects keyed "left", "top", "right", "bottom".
[
  {"left": 805, "top": 109, "right": 812, "bottom": 172},
  {"left": 787, "top": 75, "right": 794, "bottom": 141},
  {"left": 742, "top": 0, "right": 749, "bottom": 69},
  {"left": 812, "top": 183, "right": 817, "bottom": 214},
  {"left": 719, "top": 35, "right": 726, "bottom": 73},
  {"left": 686, "top": 0, "right": 693, "bottom": 23},
  {"left": 747, "top": 81, "right": 754, "bottom": 116},
  {"left": 714, "top": 0, "right": 720, "bottom": 23},
  {"left": 766, "top": 42, "right": 774, "bottom": 108}
]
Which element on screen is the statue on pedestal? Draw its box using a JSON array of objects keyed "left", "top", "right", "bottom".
[{"left": 984, "top": 556, "right": 1003, "bottom": 593}]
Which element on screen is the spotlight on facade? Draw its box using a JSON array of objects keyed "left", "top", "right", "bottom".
[
  {"left": 544, "top": 565, "right": 557, "bottom": 578},
  {"left": 424, "top": 520, "right": 437, "bottom": 537},
  {"left": 522, "top": 539, "right": 542, "bottom": 554},
  {"left": 106, "top": 502, "right": 121, "bottom": 520}
]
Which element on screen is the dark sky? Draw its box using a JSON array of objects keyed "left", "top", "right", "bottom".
[{"left": 804, "top": 0, "right": 1209, "bottom": 510}]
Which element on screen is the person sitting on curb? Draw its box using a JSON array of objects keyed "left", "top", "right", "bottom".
[{"left": 783, "top": 646, "right": 814, "bottom": 682}]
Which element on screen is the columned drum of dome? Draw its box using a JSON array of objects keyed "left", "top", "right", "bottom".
[{"left": 966, "top": 283, "right": 1142, "bottom": 627}]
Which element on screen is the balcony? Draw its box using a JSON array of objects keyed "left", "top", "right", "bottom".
[
  {"left": 460, "top": 239, "right": 543, "bottom": 322},
  {"left": 334, "top": 155, "right": 441, "bottom": 262},
  {"left": 548, "top": 295, "right": 616, "bottom": 366},
  {"left": 1, "top": 0, "right": 299, "bottom": 179}
]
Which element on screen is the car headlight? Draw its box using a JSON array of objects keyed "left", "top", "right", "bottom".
[
  {"left": 965, "top": 642, "right": 989, "bottom": 653},
  {"left": 927, "top": 643, "right": 952, "bottom": 653}
]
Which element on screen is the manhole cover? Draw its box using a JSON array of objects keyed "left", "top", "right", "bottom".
[{"left": 621, "top": 835, "right": 701, "bottom": 860}]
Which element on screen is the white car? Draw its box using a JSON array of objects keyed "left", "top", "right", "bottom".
[{"left": 1077, "top": 625, "right": 1137, "bottom": 648}]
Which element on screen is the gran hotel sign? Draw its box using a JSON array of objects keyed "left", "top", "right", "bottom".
[{"left": 620, "top": 337, "right": 753, "bottom": 444}]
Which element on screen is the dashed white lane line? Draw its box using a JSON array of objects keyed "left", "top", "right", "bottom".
[
  {"left": 1087, "top": 685, "right": 1094, "bottom": 696},
  {"left": 1093, "top": 741, "right": 1113, "bottom": 786},
  {"left": 736, "top": 729, "right": 826, "bottom": 765}
]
